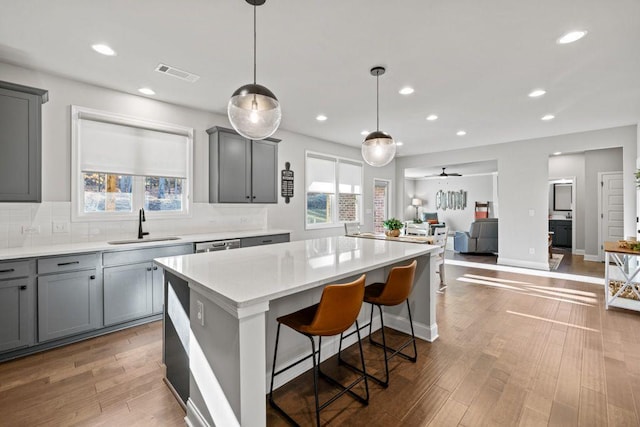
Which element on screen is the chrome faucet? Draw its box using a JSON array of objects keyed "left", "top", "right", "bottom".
[{"left": 138, "top": 208, "right": 149, "bottom": 239}]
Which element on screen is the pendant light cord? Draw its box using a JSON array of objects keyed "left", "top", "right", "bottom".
[
  {"left": 253, "top": 2, "right": 257, "bottom": 85},
  {"left": 376, "top": 74, "right": 380, "bottom": 131}
]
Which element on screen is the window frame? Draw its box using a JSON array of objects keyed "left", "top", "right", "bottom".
[
  {"left": 305, "top": 150, "right": 364, "bottom": 230},
  {"left": 71, "top": 106, "right": 193, "bottom": 222}
]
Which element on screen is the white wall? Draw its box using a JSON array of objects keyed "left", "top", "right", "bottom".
[
  {"left": 396, "top": 126, "right": 637, "bottom": 270},
  {"left": 409, "top": 174, "right": 495, "bottom": 232},
  {"left": 0, "top": 61, "right": 394, "bottom": 247}
]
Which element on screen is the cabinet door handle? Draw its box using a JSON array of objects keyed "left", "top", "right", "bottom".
[
  {"left": 153, "top": 266, "right": 158, "bottom": 271},
  {"left": 252, "top": 196, "right": 256, "bottom": 199},
  {"left": 20, "top": 285, "right": 27, "bottom": 290},
  {"left": 146, "top": 267, "right": 153, "bottom": 271},
  {"left": 90, "top": 275, "right": 96, "bottom": 280},
  {"left": 0, "top": 268, "right": 15, "bottom": 274},
  {"left": 57, "top": 261, "right": 80, "bottom": 267},
  {"left": 262, "top": 240, "right": 272, "bottom": 244},
  {"left": 246, "top": 196, "right": 251, "bottom": 199}
]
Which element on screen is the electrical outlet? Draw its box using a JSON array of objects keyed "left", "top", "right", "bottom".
[
  {"left": 197, "top": 300, "right": 204, "bottom": 326},
  {"left": 529, "top": 248, "right": 535, "bottom": 255},
  {"left": 52, "top": 221, "right": 70, "bottom": 233},
  {"left": 21, "top": 225, "right": 40, "bottom": 235}
]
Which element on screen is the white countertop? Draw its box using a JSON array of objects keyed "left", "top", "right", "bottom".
[
  {"left": 0, "top": 229, "right": 290, "bottom": 261},
  {"left": 155, "top": 235, "right": 438, "bottom": 310}
]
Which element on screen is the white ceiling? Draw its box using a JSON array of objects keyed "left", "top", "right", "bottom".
[{"left": 1, "top": 0, "right": 639, "bottom": 157}]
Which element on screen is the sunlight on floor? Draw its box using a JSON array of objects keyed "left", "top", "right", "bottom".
[
  {"left": 455, "top": 273, "right": 596, "bottom": 306},
  {"left": 506, "top": 310, "right": 600, "bottom": 332}
]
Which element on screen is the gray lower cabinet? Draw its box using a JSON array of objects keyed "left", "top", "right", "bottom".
[
  {"left": 207, "top": 126, "right": 279, "bottom": 204},
  {"left": 0, "top": 275, "right": 35, "bottom": 352},
  {"left": 103, "top": 244, "right": 193, "bottom": 325},
  {"left": 103, "top": 263, "right": 153, "bottom": 326},
  {"left": 0, "top": 81, "right": 48, "bottom": 202},
  {"left": 38, "top": 269, "right": 99, "bottom": 342},
  {"left": 240, "top": 233, "right": 290, "bottom": 248}
]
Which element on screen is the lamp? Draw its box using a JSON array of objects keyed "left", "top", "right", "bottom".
[
  {"left": 411, "top": 198, "right": 422, "bottom": 220},
  {"left": 228, "top": 0, "right": 281, "bottom": 140},
  {"left": 362, "top": 66, "right": 396, "bottom": 167}
]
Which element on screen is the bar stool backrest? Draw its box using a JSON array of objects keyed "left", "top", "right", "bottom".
[
  {"left": 306, "top": 274, "right": 366, "bottom": 336},
  {"left": 378, "top": 260, "right": 417, "bottom": 306}
]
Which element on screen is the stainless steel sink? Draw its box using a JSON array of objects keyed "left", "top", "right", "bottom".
[{"left": 107, "top": 236, "right": 181, "bottom": 245}]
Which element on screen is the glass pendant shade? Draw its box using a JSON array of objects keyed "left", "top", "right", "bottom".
[
  {"left": 362, "top": 130, "right": 396, "bottom": 167},
  {"left": 228, "top": 83, "right": 281, "bottom": 140}
]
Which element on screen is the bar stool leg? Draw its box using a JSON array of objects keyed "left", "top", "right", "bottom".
[{"left": 311, "top": 336, "right": 320, "bottom": 427}]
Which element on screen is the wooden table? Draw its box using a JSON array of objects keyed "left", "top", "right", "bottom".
[
  {"left": 604, "top": 241, "right": 640, "bottom": 312},
  {"left": 346, "top": 232, "right": 435, "bottom": 244}
]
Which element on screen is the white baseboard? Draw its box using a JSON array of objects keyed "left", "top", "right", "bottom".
[
  {"left": 497, "top": 257, "right": 550, "bottom": 271},
  {"left": 573, "top": 249, "right": 585, "bottom": 256},
  {"left": 584, "top": 254, "right": 601, "bottom": 262},
  {"left": 186, "top": 399, "right": 211, "bottom": 427},
  {"left": 384, "top": 313, "right": 438, "bottom": 342}
]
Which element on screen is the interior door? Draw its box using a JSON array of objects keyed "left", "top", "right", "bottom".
[{"left": 600, "top": 172, "right": 624, "bottom": 260}]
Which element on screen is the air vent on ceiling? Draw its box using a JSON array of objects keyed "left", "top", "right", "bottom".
[{"left": 154, "top": 63, "right": 200, "bottom": 83}]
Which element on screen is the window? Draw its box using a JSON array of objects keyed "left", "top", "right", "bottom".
[
  {"left": 306, "top": 152, "right": 363, "bottom": 229},
  {"left": 71, "top": 106, "right": 193, "bottom": 220}
]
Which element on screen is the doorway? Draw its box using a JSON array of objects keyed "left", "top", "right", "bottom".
[
  {"left": 373, "top": 179, "right": 391, "bottom": 233},
  {"left": 598, "top": 172, "right": 624, "bottom": 261}
]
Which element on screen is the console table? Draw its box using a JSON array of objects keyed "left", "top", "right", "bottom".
[{"left": 604, "top": 241, "right": 640, "bottom": 312}]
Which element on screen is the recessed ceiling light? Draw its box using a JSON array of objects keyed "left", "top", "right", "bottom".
[
  {"left": 456, "top": 130, "right": 466, "bottom": 136},
  {"left": 557, "top": 30, "right": 588, "bottom": 44},
  {"left": 528, "top": 89, "right": 546, "bottom": 98},
  {"left": 316, "top": 114, "right": 327, "bottom": 121},
  {"left": 138, "top": 87, "right": 155, "bottom": 95},
  {"left": 399, "top": 87, "right": 414, "bottom": 95},
  {"left": 426, "top": 114, "right": 438, "bottom": 121},
  {"left": 396, "top": 141, "right": 404, "bottom": 146},
  {"left": 553, "top": 152, "right": 562, "bottom": 155},
  {"left": 541, "top": 114, "right": 555, "bottom": 121},
  {"left": 91, "top": 44, "right": 116, "bottom": 56},
  {"left": 360, "top": 130, "right": 369, "bottom": 136}
]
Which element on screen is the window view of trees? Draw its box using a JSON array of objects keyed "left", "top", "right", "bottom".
[
  {"left": 144, "top": 177, "right": 183, "bottom": 211},
  {"left": 83, "top": 173, "right": 132, "bottom": 212},
  {"left": 307, "top": 193, "right": 332, "bottom": 224}
]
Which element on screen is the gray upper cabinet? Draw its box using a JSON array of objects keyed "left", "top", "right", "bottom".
[
  {"left": 0, "top": 81, "right": 48, "bottom": 203},
  {"left": 207, "top": 126, "right": 279, "bottom": 204}
]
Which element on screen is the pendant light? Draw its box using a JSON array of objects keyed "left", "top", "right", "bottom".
[
  {"left": 362, "top": 66, "right": 396, "bottom": 167},
  {"left": 228, "top": 0, "right": 281, "bottom": 140}
]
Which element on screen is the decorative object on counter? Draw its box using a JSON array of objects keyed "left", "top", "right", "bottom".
[
  {"left": 383, "top": 218, "right": 403, "bottom": 237},
  {"left": 281, "top": 162, "right": 293, "bottom": 203},
  {"left": 227, "top": 0, "right": 281, "bottom": 140},
  {"left": 361, "top": 66, "right": 396, "bottom": 167},
  {"left": 618, "top": 239, "right": 640, "bottom": 251},
  {"left": 435, "top": 189, "right": 467, "bottom": 211},
  {"left": 411, "top": 198, "right": 422, "bottom": 220}
]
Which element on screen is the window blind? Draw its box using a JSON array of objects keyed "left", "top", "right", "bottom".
[
  {"left": 78, "top": 118, "right": 189, "bottom": 178},
  {"left": 306, "top": 155, "right": 335, "bottom": 193},
  {"left": 338, "top": 161, "right": 362, "bottom": 194}
]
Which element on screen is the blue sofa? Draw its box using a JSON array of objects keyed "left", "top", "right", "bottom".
[{"left": 454, "top": 218, "right": 498, "bottom": 254}]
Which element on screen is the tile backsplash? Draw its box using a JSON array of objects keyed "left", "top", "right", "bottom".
[{"left": 0, "top": 202, "right": 268, "bottom": 249}]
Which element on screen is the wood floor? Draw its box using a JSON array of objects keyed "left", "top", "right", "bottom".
[{"left": 1, "top": 262, "right": 638, "bottom": 426}]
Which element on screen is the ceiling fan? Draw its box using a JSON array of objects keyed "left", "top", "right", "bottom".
[{"left": 427, "top": 167, "right": 462, "bottom": 178}]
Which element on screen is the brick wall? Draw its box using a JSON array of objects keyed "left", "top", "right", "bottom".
[
  {"left": 338, "top": 193, "right": 358, "bottom": 222},
  {"left": 374, "top": 185, "right": 387, "bottom": 233}
]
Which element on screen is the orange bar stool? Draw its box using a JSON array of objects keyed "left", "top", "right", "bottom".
[
  {"left": 269, "top": 274, "right": 369, "bottom": 426},
  {"left": 339, "top": 260, "right": 417, "bottom": 387}
]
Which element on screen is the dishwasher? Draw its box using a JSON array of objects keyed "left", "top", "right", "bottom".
[{"left": 194, "top": 239, "right": 241, "bottom": 253}]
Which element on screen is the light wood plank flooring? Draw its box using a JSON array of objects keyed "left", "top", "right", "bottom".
[{"left": 1, "top": 263, "right": 638, "bottom": 426}]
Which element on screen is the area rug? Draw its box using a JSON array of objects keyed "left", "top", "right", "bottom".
[{"left": 548, "top": 253, "right": 564, "bottom": 270}]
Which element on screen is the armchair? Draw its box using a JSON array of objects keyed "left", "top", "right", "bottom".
[
  {"left": 454, "top": 218, "right": 498, "bottom": 254},
  {"left": 422, "top": 212, "right": 446, "bottom": 234}
]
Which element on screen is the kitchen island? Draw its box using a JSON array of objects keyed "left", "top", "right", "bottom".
[{"left": 155, "top": 236, "right": 440, "bottom": 427}]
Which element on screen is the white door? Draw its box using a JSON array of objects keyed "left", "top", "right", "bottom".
[
  {"left": 373, "top": 179, "right": 391, "bottom": 233},
  {"left": 599, "top": 172, "right": 624, "bottom": 260}
]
